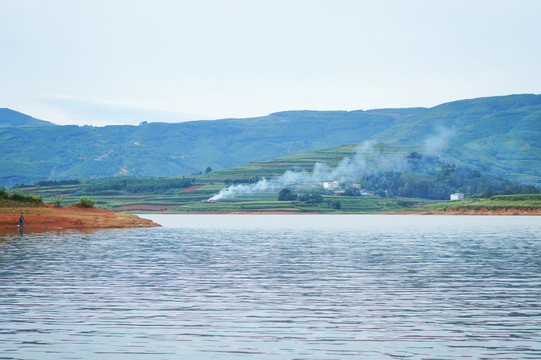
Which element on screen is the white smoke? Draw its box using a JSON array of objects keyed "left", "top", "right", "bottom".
[
  {"left": 208, "top": 142, "right": 408, "bottom": 201},
  {"left": 422, "top": 126, "right": 456, "bottom": 155}
]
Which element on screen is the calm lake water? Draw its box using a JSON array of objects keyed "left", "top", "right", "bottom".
[{"left": 1, "top": 215, "right": 540, "bottom": 359}]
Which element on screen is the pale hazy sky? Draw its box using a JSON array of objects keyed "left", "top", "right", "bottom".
[{"left": 1, "top": 0, "right": 540, "bottom": 125}]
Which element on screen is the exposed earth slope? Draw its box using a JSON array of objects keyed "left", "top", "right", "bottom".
[{"left": 0, "top": 206, "right": 159, "bottom": 230}]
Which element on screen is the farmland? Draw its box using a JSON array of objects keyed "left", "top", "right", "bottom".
[{"left": 10, "top": 142, "right": 540, "bottom": 214}]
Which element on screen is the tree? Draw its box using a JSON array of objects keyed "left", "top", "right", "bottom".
[
  {"left": 502, "top": 184, "right": 522, "bottom": 195},
  {"left": 278, "top": 188, "right": 297, "bottom": 201},
  {"left": 308, "top": 193, "right": 323, "bottom": 204},
  {"left": 299, "top": 192, "right": 323, "bottom": 204},
  {"left": 205, "top": 167, "right": 212, "bottom": 173},
  {"left": 521, "top": 185, "right": 540, "bottom": 194},
  {"left": 330, "top": 200, "right": 341, "bottom": 210},
  {"left": 481, "top": 188, "right": 494, "bottom": 198}
]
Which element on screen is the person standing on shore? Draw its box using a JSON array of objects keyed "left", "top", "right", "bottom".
[{"left": 18, "top": 213, "right": 24, "bottom": 227}]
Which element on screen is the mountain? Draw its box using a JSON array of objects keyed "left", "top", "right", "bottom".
[
  {"left": 0, "top": 108, "right": 55, "bottom": 128},
  {"left": 372, "top": 95, "right": 541, "bottom": 180},
  {"left": 1, "top": 94, "right": 540, "bottom": 186}
]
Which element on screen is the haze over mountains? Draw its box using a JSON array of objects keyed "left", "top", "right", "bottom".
[{"left": 1, "top": 94, "right": 540, "bottom": 186}]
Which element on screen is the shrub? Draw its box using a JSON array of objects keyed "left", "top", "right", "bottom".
[
  {"left": 50, "top": 196, "right": 63, "bottom": 208},
  {"left": 330, "top": 200, "right": 341, "bottom": 210},
  {"left": 74, "top": 196, "right": 96, "bottom": 208},
  {"left": 299, "top": 192, "right": 323, "bottom": 204},
  {"left": 8, "top": 192, "right": 43, "bottom": 205},
  {"left": 278, "top": 188, "right": 298, "bottom": 201}
]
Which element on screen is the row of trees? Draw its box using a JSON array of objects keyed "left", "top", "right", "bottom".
[
  {"left": 224, "top": 177, "right": 263, "bottom": 185},
  {"left": 36, "top": 179, "right": 81, "bottom": 187},
  {"left": 278, "top": 188, "right": 341, "bottom": 209},
  {"left": 355, "top": 170, "right": 539, "bottom": 200},
  {"left": 84, "top": 176, "right": 194, "bottom": 194}
]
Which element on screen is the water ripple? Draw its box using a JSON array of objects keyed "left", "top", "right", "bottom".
[{"left": 1, "top": 215, "right": 540, "bottom": 359}]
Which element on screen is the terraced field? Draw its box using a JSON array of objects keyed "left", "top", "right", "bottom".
[{"left": 13, "top": 142, "right": 539, "bottom": 214}]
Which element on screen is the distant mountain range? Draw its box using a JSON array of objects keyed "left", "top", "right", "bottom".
[
  {"left": 1, "top": 94, "right": 540, "bottom": 186},
  {"left": 0, "top": 108, "right": 54, "bottom": 128}
]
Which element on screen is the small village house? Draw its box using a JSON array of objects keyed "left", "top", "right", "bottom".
[
  {"left": 450, "top": 193, "right": 465, "bottom": 200},
  {"left": 322, "top": 181, "right": 340, "bottom": 191}
]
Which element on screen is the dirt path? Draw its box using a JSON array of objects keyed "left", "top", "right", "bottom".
[{"left": 181, "top": 184, "right": 205, "bottom": 192}]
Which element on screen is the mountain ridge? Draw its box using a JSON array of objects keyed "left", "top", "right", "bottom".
[
  {"left": 1, "top": 94, "right": 540, "bottom": 186},
  {"left": 0, "top": 108, "right": 55, "bottom": 128}
]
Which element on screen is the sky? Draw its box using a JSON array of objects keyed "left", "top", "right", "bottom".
[{"left": 1, "top": 0, "right": 541, "bottom": 126}]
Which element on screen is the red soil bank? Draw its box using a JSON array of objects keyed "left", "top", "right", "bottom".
[
  {"left": 394, "top": 207, "right": 541, "bottom": 215},
  {"left": 0, "top": 206, "right": 160, "bottom": 229},
  {"left": 114, "top": 205, "right": 178, "bottom": 211}
]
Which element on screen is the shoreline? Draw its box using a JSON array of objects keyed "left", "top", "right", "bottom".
[
  {"left": 135, "top": 208, "right": 541, "bottom": 215},
  {"left": 390, "top": 207, "right": 541, "bottom": 216},
  {"left": 1, "top": 206, "right": 539, "bottom": 231},
  {"left": 0, "top": 206, "right": 160, "bottom": 230}
]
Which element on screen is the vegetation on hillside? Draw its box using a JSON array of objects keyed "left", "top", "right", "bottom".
[
  {"left": 0, "top": 188, "right": 44, "bottom": 206},
  {"left": 9, "top": 139, "right": 540, "bottom": 214},
  {"left": 423, "top": 194, "right": 541, "bottom": 212},
  {"left": 83, "top": 176, "right": 193, "bottom": 195},
  {"left": 1, "top": 94, "right": 540, "bottom": 186}
]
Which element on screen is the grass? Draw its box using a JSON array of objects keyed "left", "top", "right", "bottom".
[
  {"left": 9, "top": 142, "right": 541, "bottom": 214},
  {"left": 422, "top": 194, "right": 541, "bottom": 212},
  {"left": 12, "top": 180, "right": 541, "bottom": 214}
]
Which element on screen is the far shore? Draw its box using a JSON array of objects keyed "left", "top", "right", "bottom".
[
  {"left": 390, "top": 207, "right": 541, "bottom": 216},
  {"left": 132, "top": 208, "right": 541, "bottom": 215}
]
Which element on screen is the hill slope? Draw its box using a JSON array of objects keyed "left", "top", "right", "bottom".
[
  {"left": 0, "top": 108, "right": 54, "bottom": 128},
  {"left": 373, "top": 94, "right": 541, "bottom": 183},
  {"left": 1, "top": 94, "right": 540, "bottom": 186},
  {"left": 15, "top": 142, "right": 526, "bottom": 215}
]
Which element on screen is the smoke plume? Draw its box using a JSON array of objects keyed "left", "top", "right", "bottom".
[
  {"left": 422, "top": 126, "right": 456, "bottom": 155},
  {"left": 208, "top": 142, "right": 407, "bottom": 201}
]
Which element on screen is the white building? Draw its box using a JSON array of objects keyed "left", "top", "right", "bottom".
[
  {"left": 322, "top": 181, "right": 340, "bottom": 191},
  {"left": 450, "top": 193, "right": 465, "bottom": 201}
]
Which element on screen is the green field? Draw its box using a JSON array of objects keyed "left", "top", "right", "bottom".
[
  {"left": 18, "top": 181, "right": 431, "bottom": 214},
  {"left": 9, "top": 143, "right": 409, "bottom": 213},
  {"left": 11, "top": 141, "right": 540, "bottom": 214},
  {"left": 422, "top": 194, "right": 541, "bottom": 212}
]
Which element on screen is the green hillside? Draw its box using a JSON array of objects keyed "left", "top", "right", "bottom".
[
  {"left": 0, "top": 108, "right": 54, "bottom": 128},
  {"left": 2, "top": 94, "right": 540, "bottom": 187},
  {"left": 14, "top": 141, "right": 535, "bottom": 214},
  {"left": 372, "top": 95, "right": 541, "bottom": 184}
]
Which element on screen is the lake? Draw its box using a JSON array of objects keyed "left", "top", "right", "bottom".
[{"left": 1, "top": 215, "right": 540, "bottom": 359}]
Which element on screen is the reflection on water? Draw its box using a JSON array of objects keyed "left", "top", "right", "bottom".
[{"left": 1, "top": 215, "right": 540, "bottom": 359}]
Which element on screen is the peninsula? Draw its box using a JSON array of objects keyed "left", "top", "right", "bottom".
[{"left": 0, "top": 206, "right": 159, "bottom": 230}]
